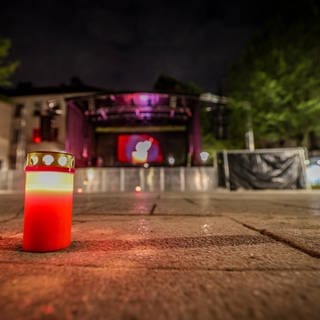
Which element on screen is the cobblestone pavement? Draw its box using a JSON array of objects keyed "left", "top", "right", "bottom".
[{"left": 0, "top": 191, "right": 319, "bottom": 320}]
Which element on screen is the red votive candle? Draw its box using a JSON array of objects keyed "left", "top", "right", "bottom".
[{"left": 23, "top": 151, "right": 75, "bottom": 252}]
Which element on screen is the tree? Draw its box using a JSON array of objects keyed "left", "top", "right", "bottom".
[
  {"left": 153, "top": 74, "right": 202, "bottom": 95},
  {"left": 0, "top": 39, "right": 18, "bottom": 87},
  {"left": 226, "top": 14, "right": 320, "bottom": 148}
]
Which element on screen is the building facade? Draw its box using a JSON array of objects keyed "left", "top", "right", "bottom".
[{"left": 0, "top": 85, "right": 99, "bottom": 169}]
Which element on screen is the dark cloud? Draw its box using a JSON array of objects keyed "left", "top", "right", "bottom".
[{"left": 1, "top": 0, "right": 316, "bottom": 92}]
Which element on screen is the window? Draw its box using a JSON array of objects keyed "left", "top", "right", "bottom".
[{"left": 14, "top": 104, "right": 24, "bottom": 118}]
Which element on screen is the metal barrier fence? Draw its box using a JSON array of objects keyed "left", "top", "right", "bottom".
[
  {"left": 75, "top": 167, "right": 218, "bottom": 192},
  {"left": 0, "top": 167, "right": 218, "bottom": 193},
  {"left": 0, "top": 170, "right": 25, "bottom": 192}
]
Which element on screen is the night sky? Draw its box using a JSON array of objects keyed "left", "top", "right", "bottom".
[{"left": 0, "top": 0, "right": 316, "bottom": 92}]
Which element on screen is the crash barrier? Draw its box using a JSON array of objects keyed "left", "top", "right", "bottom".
[
  {"left": 74, "top": 167, "right": 218, "bottom": 192},
  {"left": 0, "top": 148, "right": 311, "bottom": 192},
  {"left": 0, "top": 170, "right": 25, "bottom": 192},
  {"left": 217, "top": 148, "right": 308, "bottom": 190},
  {"left": 0, "top": 167, "right": 218, "bottom": 193}
]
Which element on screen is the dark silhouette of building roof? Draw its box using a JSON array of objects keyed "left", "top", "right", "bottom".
[{"left": 0, "top": 81, "right": 104, "bottom": 97}]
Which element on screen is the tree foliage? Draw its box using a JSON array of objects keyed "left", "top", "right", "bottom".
[
  {"left": 0, "top": 38, "right": 18, "bottom": 88},
  {"left": 153, "top": 74, "right": 202, "bottom": 95},
  {"left": 226, "top": 14, "right": 320, "bottom": 148}
]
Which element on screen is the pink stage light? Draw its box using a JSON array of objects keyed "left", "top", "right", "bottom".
[{"left": 122, "top": 93, "right": 160, "bottom": 106}]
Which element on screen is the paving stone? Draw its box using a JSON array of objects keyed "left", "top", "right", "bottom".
[
  {"left": 0, "top": 264, "right": 319, "bottom": 320},
  {"left": 0, "top": 191, "right": 319, "bottom": 320}
]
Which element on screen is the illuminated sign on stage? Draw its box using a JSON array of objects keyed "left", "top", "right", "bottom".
[{"left": 117, "top": 134, "right": 163, "bottom": 164}]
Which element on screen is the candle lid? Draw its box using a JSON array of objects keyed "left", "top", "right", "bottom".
[{"left": 26, "top": 151, "right": 75, "bottom": 170}]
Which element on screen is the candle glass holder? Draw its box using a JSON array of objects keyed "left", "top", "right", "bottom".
[{"left": 23, "top": 151, "right": 75, "bottom": 252}]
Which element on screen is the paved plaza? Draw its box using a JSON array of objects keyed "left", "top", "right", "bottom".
[{"left": 0, "top": 190, "right": 320, "bottom": 320}]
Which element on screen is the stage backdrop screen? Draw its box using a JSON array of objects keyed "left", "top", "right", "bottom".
[{"left": 117, "top": 134, "right": 164, "bottom": 164}]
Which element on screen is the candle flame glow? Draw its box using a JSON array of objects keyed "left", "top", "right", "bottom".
[{"left": 26, "top": 172, "right": 74, "bottom": 192}]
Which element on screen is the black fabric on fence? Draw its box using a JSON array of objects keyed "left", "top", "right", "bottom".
[{"left": 227, "top": 151, "right": 305, "bottom": 190}]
